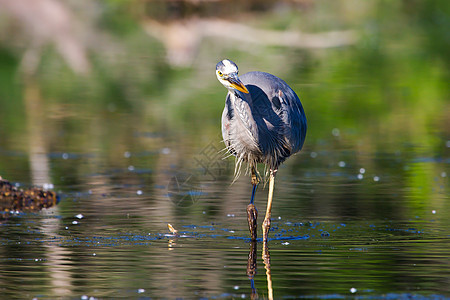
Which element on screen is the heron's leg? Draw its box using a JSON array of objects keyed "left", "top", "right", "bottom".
[
  {"left": 250, "top": 166, "right": 261, "bottom": 199},
  {"left": 247, "top": 166, "right": 259, "bottom": 241},
  {"left": 262, "top": 169, "right": 276, "bottom": 244}
]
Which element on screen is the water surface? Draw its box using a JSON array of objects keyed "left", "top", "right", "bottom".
[{"left": 0, "top": 132, "right": 448, "bottom": 299}]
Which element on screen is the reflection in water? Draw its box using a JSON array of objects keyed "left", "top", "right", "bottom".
[
  {"left": 25, "top": 80, "right": 72, "bottom": 298},
  {"left": 24, "top": 81, "right": 51, "bottom": 188},
  {"left": 168, "top": 223, "right": 178, "bottom": 251},
  {"left": 247, "top": 241, "right": 258, "bottom": 299},
  {"left": 247, "top": 241, "right": 274, "bottom": 300},
  {"left": 41, "top": 208, "right": 74, "bottom": 297},
  {"left": 262, "top": 243, "right": 273, "bottom": 300}
]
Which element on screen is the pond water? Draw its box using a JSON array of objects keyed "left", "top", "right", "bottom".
[
  {"left": 0, "top": 124, "right": 448, "bottom": 299},
  {"left": 0, "top": 2, "right": 449, "bottom": 299}
]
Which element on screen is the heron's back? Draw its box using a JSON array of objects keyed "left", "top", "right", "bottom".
[{"left": 222, "top": 71, "right": 307, "bottom": 170}]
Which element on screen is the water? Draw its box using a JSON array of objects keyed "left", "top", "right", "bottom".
[{"left": 0, "top": 132, "right": 448, "bottom": 299}]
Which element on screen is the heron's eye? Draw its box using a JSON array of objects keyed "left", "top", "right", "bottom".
[{"left": 218, "top": 71, "right": 223, "bottom": 76}]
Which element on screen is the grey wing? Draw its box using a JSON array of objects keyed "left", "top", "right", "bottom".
[
  {"left": 240, "top": 71, "right": 307, "bottom": 166},
  {"left": 277, "top": 80, "right": 307, "bottom": 154}
]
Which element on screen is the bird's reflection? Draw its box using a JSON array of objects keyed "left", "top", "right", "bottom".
[
  {"left": 263, "top": 243, "right": 273, "bottom": 300},
  {"left": 247, "top": 241, "right": 273, "bottom": 300},
  {"left": 247, "top": 241, "right": 258, "bottom": 299}
]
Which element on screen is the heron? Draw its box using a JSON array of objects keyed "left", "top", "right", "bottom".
[{"left": 216, "top": 59, "right": 307, "bottom": 244}]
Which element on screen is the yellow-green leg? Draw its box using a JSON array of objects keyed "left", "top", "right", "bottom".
[{"left": 262, "top": 169, "right": 276, "bottom": 244}]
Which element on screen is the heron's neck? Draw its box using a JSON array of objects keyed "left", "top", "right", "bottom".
[
  {"left": 231, "top": 91, "right": 258, "bottom": 139},
  {"left": 231, "top": 90, "right": 254, "bottom": 108}
]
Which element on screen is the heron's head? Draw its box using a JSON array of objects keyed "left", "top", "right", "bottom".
[{"left": 216, "top": 59, "right": 249, "bottom": 94}]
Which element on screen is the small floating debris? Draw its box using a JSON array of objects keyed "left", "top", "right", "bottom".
[
  {"left": 137, "top": 288, "right": 145, "bottom": 293},
  {"left": 338, "top": 161, "right": 346, "bottom": 167},
  {"left": 1, "top": 176, "right": 59, "bottom": 217},
  {"left": 76, "top": 214, "right": 84, "bottom": 219},
  {"left": 168, "top": 223, "right": 178, "bottom": 235},
  {"left": 350, "top": 287, "right": 357, "bottom": 293},
  {"left": 373, "top": 176, "right": 380, "bottom": 182},
  {"left": 281, "top": 242, "right": 290, "bottom": 245},
  {"left": 432, "top": 210, "right": 436, "bottom": 214}
]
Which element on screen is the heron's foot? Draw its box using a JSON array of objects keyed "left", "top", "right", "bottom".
[
  {"left": 247, "top": 204, "right": 258, "bottom": 241},
  {"left": 262, "top": 217, "right": 271, "bottom": 244}
]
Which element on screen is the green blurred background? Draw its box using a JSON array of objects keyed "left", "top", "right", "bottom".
[
  {"left": 0, "top": 0, "right": 448, "bottom": 193},
  {"left": 0, "top": 0, "right": 448, "bottom": 197}
]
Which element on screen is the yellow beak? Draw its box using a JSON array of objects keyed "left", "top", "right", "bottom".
[{"left": 227, "top": 76, "right": 249, "bottom": 94}]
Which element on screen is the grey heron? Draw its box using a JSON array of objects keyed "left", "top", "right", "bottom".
[{"left": 216, "top": 59, "right": 307, "bottom": 244}]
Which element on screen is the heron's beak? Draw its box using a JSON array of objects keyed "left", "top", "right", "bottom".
[{"left": 227, "top": 75, "right": 249, "bottom": 94}]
